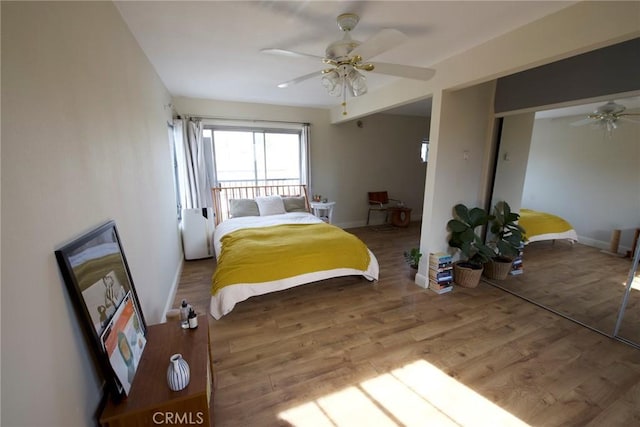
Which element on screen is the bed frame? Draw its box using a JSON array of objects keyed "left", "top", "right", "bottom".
[{"left": 212, "top": 184, "right": 310, "bottom": 225}]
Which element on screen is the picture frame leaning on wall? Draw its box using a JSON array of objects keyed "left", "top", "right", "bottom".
[{"left": 55, "top": 220, "right": 147, "bottom": 400}]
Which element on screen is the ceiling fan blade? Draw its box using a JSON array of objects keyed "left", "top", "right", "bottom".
[
  {"left": 261, "top": 48, "right": 324, "bottom": 61},
  {"left": 350, "top": 28, "right": 408, "bottom": 60},
  {"left": 369, "top": 62, "right": 435, "bottom": 81},
  {"left": 276, "top": 70, "right": 323, "bottom": 88},
  {"left": 619, "top": 116, "right": 640, "bottom": 124},
  {"left": 570, "top": 118, "right": 594, "bottom": 127}
]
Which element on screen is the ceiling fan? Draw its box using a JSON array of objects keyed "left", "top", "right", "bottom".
[
  {"left": 570, "top": 100, "right": 640, "bottom": 133},
  {"left": 261, "top": 13, "right": 435, "bottom": 115}
]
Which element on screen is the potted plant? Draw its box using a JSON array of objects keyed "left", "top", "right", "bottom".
[
  {"left": 404, "top": 248, "right": 422, "bottom": 280},
  {"left": 484, "top": 201, "right": 526, "bottom": 280},
  {"left": 447, "top": 204, "right": 494, "bottom": 288}
]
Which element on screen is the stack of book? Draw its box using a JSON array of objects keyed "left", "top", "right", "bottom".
[
  {"left": 428, "top": 252, "right": 453, "bottom": 294},
  {"left": 510, "top": 241, "right": 525, "bottom": 275}
]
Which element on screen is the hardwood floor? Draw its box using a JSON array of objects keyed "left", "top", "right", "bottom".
[
  {"left": 484, "top": 240, "right": 640, "bottom": 344},
  {"left": 174, "top": 222, "right": 640, "bottom": 426}
]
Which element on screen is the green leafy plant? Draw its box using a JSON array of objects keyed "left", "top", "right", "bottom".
[
  {"left": 488, "top": 201, "right": 526, "bottom": 259},
  {"left": 403, "top": 248, "right": 422, "bottom": 269},
  {"left": 447, "top": 204, "right": 494, "bottom": 268}
]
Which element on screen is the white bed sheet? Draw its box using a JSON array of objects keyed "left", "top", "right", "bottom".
[
  {"left": 525, "top": 229, "right": 579, "bottom": 244},
  {"left": 210, "top": 212, "right": 379, "bottom": 319}
]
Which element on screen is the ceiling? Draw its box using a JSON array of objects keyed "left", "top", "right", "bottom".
[
  {"left": 535, "top": 95, "right": 640, "bottom": 119},
  {"left": 115, "top": 1, "right": 575, "bottom": 115}
]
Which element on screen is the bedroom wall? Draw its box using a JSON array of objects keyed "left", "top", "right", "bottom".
[
  {"left": 417, "top": 82, "right": 497, "bottom": 286},
  {"left": 522, "top": 111, "right": 640, "bottom": 251},
  {"left": 491, "top": 113, "right": 536, "bottom": 213},
  {"left": 2, "top": 2, "right": 181, "bottom": 426},
  {"left": 172, "top": 97, "right": 429, "bottom": 228}
]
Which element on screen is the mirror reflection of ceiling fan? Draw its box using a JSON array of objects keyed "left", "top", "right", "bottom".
[
  {"left": 570, "top": 100, "right": 640, "bottom": 132},
  {"left": 261, "top": 13, "right": 435, "bottom": 115}
]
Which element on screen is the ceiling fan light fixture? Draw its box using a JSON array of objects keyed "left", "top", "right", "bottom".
[
  {"left": 570, "top": 100, "right": 640, "bottom": 136},
  {"left": 346, "top": 68, "right": 367, "bottom": 97},
  {"left": 321, "top": 70, "right": 342, "bottom": 97},
  {"left": 263, "top": 12, "right": 436, "bottom": 114}
]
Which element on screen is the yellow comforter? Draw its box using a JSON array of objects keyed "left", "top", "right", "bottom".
[
  {"left": 211, "top": 223, "right": 371, "bottom": 295},
  {"left": 519, "top": 209, "right": 574, "bottom": 239}
]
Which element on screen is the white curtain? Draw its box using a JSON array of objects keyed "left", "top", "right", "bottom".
[
  {"left": 173, "top": 117, "right": 212, "bottom": 209},
  {"left": 301, "top": 123, "right": 310, "bottom": 187}
]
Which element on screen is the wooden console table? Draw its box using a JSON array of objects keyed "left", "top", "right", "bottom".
[{"left": 100, "top": 315, "right": 212, "bottom": 427}]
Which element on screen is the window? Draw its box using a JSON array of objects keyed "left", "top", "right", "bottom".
[
  {"left": 421, "top": 138, "right": 429, "bottom": 163},
  {"left": 170, "top": 119, "right": 309, "bottom": 217},
  {"left": 204, "top": 125, "right": 308, "bottom": 188}
]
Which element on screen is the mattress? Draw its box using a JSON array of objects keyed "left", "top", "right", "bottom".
[
  {"left": 519, "top": 208, "right": 578, "bottom": 244},
  {"left": 210, "top": 212, "right": 379, "bottom": 319}
]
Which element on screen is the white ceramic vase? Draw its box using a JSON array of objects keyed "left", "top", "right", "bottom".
[{"left": 167, "top": 353, "right": 190, "bottom": 391}]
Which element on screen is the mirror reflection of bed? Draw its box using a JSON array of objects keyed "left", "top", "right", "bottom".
[{"left": 489, "top": 93, "right": 640, "bottom": 347}]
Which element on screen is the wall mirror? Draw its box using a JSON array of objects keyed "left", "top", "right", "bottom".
[{"left": 487, "top": 93, "right": 640, "bottom": 348}]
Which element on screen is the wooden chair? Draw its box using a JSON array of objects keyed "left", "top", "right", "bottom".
[{"left": 367, "top": 191, "right": 399, "bottom": 225}]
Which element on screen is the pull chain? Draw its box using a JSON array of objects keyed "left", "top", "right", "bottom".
[{"left": 342, "top": 79, "right": 347, "bottom": 116}]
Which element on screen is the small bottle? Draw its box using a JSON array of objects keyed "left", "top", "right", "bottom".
[
  {"left": 188, "top": 308, "right": 198, "bottom": 329},
  {"left": 180, "top": 299, "right": 190, "bottom": 329}
]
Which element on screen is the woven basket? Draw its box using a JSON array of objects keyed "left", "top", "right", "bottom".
[
  {"left": 483, "top": 258, "right": 513, "bottom": 280},
  {"left": 453, "top": 262, "right": 483, "bottom": 288}
]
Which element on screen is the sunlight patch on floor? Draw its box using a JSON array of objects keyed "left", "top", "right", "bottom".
[
  {"left": 620, "top": 273, "right": 640, "bottom": 291},
  {"left": 278, "top": 360, "right": 530, "bottom": 427}
]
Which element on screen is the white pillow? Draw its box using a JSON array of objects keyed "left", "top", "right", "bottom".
[{"left": 255, "top": 195, "right": 286, "bottom": 216}]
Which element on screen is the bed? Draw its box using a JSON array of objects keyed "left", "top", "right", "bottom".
[
  {"left": 519, "top": 208, "right": 578, "bottom": 244},
  {"left": 209, "top": 185, "right": 379, "bottom": 319}
]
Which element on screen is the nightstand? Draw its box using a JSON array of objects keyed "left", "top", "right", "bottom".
[
  {"left": 99, "top": 315, "right": 212, "bottom": 427},
  {"left": 310, "top": 201, "right": 335, "bottom": 224}
]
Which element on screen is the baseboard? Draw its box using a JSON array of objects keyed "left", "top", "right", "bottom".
[
  {"left": 338, "top": 216, "right": 424, "bottom": 230},
  {"left": 578, "top": 235, "right": 631, "bottom": 255},
  {"left": 415, "top": 272, "right": 428, "bottom": 289},
  {"left": 161, "top": 258, "right": 184, "bottom": 323}
]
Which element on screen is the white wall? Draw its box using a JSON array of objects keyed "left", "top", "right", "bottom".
[
  {"left": 491, "top": 113, "right": 536, "bottom": 213},
  {"left": 172, "top": 97, "right": 429, "bottom": 228},
  {"left": 2, "top": 2, "right": 181, "bottom": 426},
  {"left": 522, "top": 111, "right": 640, "bottom": 251},
  {"left": 416, "top": 82, "right": 496, "bottom": 286}
]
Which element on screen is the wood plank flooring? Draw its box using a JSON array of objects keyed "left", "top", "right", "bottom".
[
  {"left": 174, "top": 222, "right": 640, "bottom": 427},
  {"left": 484, "top": 240, "right": 640, "bottom": 343}
]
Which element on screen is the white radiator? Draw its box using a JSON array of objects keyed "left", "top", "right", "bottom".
[{"left": 181, "top": 208, "right": 214, "bottom": 260}]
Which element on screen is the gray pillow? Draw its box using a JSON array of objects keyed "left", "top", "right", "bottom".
[
  {"left": 282, "top": 196, "right": 308, "bottom": 212},
  {"left": 229, "top": 199, "right": 259, "bottom": 217}
]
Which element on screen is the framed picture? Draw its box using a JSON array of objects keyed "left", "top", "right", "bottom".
[
  {"left": 100, "top": 292, "right": 146, "bottom": 395},
  {"left": 55, "top": 220, "right": 146, "bottom": 399}
]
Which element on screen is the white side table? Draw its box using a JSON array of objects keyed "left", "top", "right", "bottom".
[{"left": 310, "top": 201, "right": 335, "bottom": 224}]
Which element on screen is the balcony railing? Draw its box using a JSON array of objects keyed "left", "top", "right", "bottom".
[{"left": 215, "top": 178, "right": 301, "bottom": 188}]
